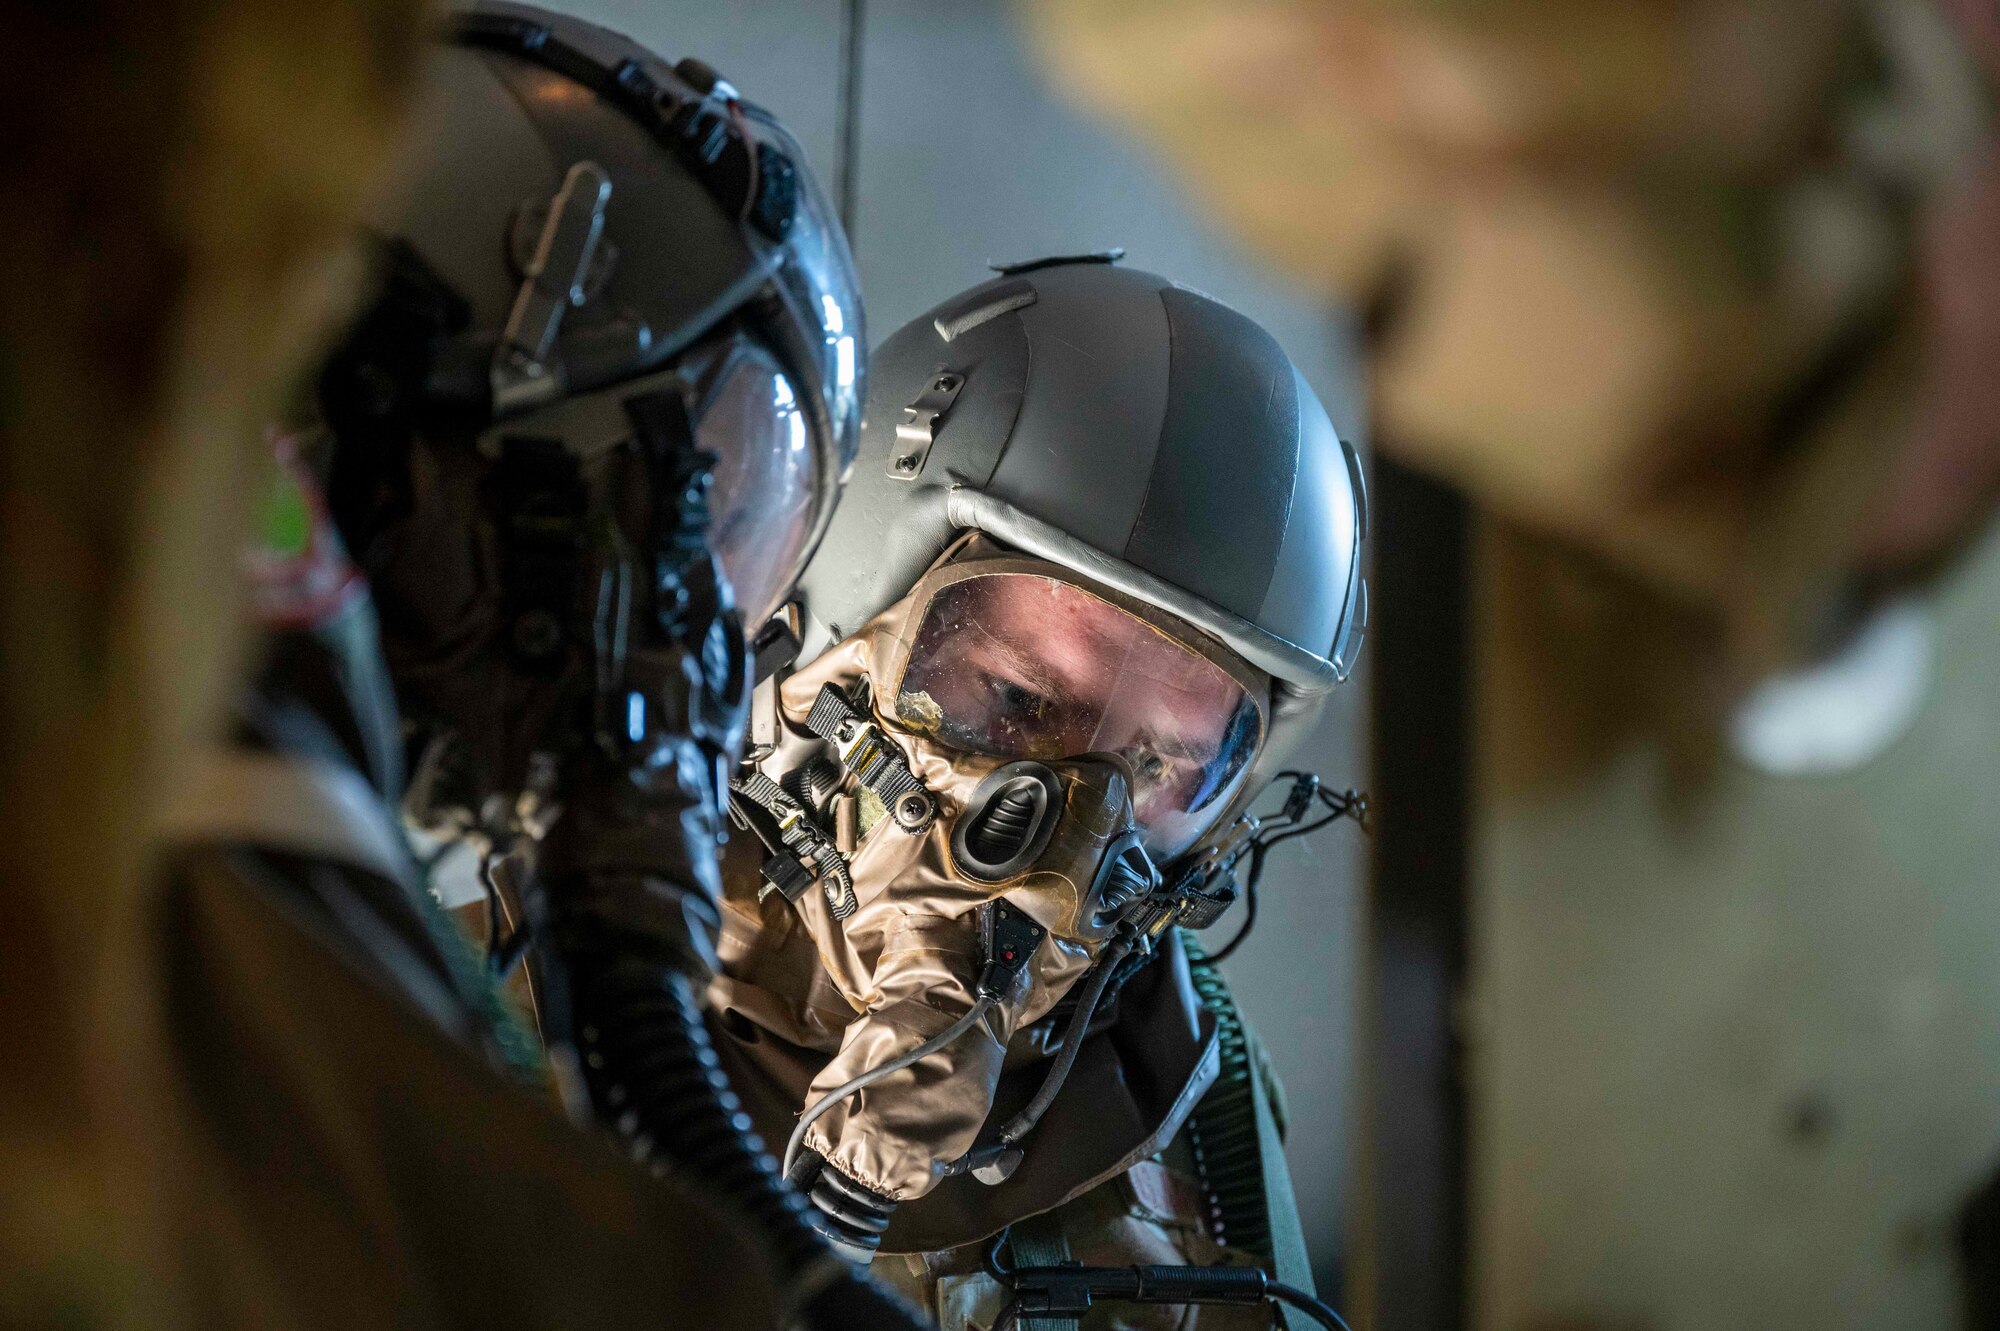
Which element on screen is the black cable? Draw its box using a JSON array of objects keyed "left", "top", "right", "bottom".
[
  {"left": 834, "top": 0, "right": 866, "bottom": 239},
  {"left": 985, "top": 1246, "right": 1357, "bottom": 1331},
  {"left": 1268, "top": 1282, "right": 1355, "bottom": 1331},
  {"left": 1204, "top": 842, "right": 1266, "bottom": 965},
  {"left": 1207, "top": 779, "right": 1366, "bottom": 965},
  {"left": 984, "top": 1227, "right": 1013, "bottom": 1280},
  {"left": 988, "top": 1285, "right": 1352, "bottom": 1331},
  {"left": 1211, "top": 810, "right": 1350, "bottom": 966}
]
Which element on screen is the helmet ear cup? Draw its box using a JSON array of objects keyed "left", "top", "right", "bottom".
[{"left": 950, "top": 761, "right": 1063, "bottom": 882}]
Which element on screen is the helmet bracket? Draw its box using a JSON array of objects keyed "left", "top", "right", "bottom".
[
  {"left": 888, "top": 368, "right": 965, "bottom": 481},
  {"left": 492, "top": 161, "right": 613, "bottom": 416}
]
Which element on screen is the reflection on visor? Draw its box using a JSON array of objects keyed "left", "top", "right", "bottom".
[
  {"left": 896, "top": 573, "right": 1262, "bottom": 857},
  {"left": 694, "top": 342, "right": 818, "bottom": 625},
  {"left": 739, "top": 104, "right": 863, "bottom": 475}
]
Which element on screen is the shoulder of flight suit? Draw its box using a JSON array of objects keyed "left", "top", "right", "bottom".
[
  {"left": 97, "top": 839, "right": 786, "bottom": 1331},
  {"left": 95, "top": 611, "right": 787, "bottom": 1330}
]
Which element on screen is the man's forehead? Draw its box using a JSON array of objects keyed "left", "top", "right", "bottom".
[{"left": 979, "top": 577, "right": 1159, "bottom": 669}]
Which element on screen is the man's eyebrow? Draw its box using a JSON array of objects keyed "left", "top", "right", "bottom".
[
  {"left": 1137, "top": 728, "right": 1211, "bottom": 763},
  {"left": 961, "top": 626, "right": 1065, "bottom": 695}
]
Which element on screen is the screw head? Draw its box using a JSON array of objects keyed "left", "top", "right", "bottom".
[{"left": 892, "top": 789, "right": 937, "bottom": 833}]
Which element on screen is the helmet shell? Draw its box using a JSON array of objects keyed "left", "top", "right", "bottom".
[
  {"left": 331, "top": 3, "right": 864, "bottom": 560},
  {"left": 384, "top": 28, "right": 766, "bottom": 384},
  {"left": 797, "top": 260, "right": 1364, "bottom": 692}
]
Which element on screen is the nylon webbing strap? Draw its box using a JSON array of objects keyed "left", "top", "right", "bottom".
[
  {"left": 1007, "top": 1214, "right": 1079, "bottom": 1331},
  {"left": 1181, "top": 930, "right": 1316, "bottom": 1331},
  {"left": 1250, "top": 1033, "right": 1314, "bottom": 1331},
  {"left": 805, "top": 683, "right": 925, "bottom": 802}
]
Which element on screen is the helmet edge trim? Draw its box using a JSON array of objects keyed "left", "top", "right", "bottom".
[{"left": 944, "top": 486, "right": 1342, "bottom": 694}]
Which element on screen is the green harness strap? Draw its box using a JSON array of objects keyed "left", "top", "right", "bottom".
[
  {"left": 1007, "top": 1211, "right": 1081, "bottom": 1331},
  {"left": 1183, "top": 930, "right": 1315, "bottom": 1330}
]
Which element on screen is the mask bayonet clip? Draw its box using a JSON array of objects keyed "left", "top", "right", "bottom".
[
  {"left": 729, "top": 770, "right": 858, "bottom": 919},
  {"left": 805, "top": 683, "right": 938, "bottom": 834}
]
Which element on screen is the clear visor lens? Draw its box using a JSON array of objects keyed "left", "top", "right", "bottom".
[
  {"left": 740, "top": 105, "right": 863, "bottom": 475},
  {"left": 694, "top": 343, "right": 818, "bottom": 626},
  {"left": 895, "top": 573, "right": 1262, "bottom": 858}
]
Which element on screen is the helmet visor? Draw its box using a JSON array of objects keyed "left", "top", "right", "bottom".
[
  {"left": 688, "top": 339, "right": 819, "bottom": 626},
  {"left": 738, "top": 104, "right": 864, "bottom": 480},
  {"left": 892, "top": 571, "right": 1263, "bottom": 857}
]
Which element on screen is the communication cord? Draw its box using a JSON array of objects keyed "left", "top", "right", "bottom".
[
  {"left": 992, "top": 929, "right": 1136, "bottom": 1146},
  {"left": 782, "top": 993, "right": 998, "bottom": 1179}
]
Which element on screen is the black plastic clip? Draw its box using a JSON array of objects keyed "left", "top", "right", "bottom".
[{"left": 977, "top": 899, "right": 1045, "bottom": 998}]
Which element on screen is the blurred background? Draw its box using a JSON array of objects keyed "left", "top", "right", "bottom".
[{"left": 8, "top": 1, "right": 2000, "bottom": 1328}]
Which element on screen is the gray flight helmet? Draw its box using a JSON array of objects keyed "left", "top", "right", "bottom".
[{"left": 796, "top": 257, "right": 1366, "bottom": 697}]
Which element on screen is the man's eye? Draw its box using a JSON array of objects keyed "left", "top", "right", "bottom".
[
  {"left": 1134, "top": 750, "right": 1170, "bottom": 782},
  {"left": 987, "top": 676, "right": 1046, "bottom": 719}
]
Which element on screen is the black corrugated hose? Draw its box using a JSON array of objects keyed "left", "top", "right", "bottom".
[
  {"left": 570, "top": 942, "right": 933, "bottom": 1331},
  {"left": 542, "top": 424, "right": 930, "bottom": 1329},
  {"left": 983, "top": 1228, "right": 1353, "bottom": 1330}
]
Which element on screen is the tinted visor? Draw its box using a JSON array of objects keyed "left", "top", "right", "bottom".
[{"left": 893, "top": 571, "right": 1263, "bottom": 858}]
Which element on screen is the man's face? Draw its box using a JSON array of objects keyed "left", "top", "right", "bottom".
[{"left": 895, "top": 572, "right": 1260, "bottom": 856}]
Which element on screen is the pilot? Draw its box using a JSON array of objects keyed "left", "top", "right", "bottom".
[{"left": 714, "top": 256, "right": 1368, "bottom": 1328}]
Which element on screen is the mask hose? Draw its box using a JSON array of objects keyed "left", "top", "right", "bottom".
[
  {"left": 782, "top": 993, "right": 998, "bottom": 1180},
  {"left": 943, "top": 927, "right": 1138, "bottom": 1186},
  {"left": 565, "top": 937, "right": 933, "bottom": 1331},
  {"left": 998, "top": 929, "right": 1134, "bottom": 1144}
]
